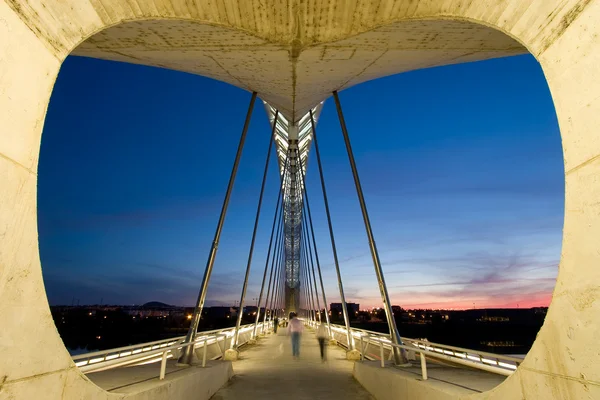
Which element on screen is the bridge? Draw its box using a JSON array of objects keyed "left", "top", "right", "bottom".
[{"left": 1, "top": 1, "right": 599, "bottom": 399}]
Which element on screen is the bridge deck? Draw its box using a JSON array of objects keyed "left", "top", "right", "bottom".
[
  {"left": 85, "top": 327, "right": 506, "bottom": 398},
  {"left": 212, "top": 329, "right": 374, "bottom": 400}
]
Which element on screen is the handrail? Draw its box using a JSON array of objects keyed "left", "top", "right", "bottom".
[
  {"left": 324, "top": 322, "right": 520, "bottom": 376},
  {"left": 72, "top": 324, "right": 241, "bottom": 361},
  {"left": 328, "top": 324, "right": 524, "bottom": 362},
  {"left": 406, "top": 338, "right": 524, "bottom": 364},
  {"left": 72, "top": 336, "right": 183, "bottom": 362},
  {"left": 365, "top": 336, "right": 514, "bottom": 379},
  {"left": 73, "top": 322, "right": 269, "bottom": 374}
]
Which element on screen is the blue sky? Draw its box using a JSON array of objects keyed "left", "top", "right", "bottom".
[{"left": 39, "top": 53, "right": 563, "bottom": 309}]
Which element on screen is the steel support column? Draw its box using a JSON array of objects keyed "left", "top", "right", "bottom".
[
  {"left": 302, "top": 221, "right": 321, "bottom": 322},
  {"left": 252, "top": 189, "right": 282, "bottom": 334},
  {"left": 309, "top": 109, "right": 353, "bottom": 349},
  {"left": 302, "top": 227, "right": 317, "bottom": 323},
  {"left": 253, "top": 154, "right": 288, "bottom": 337},
  {"left": 333, "top": 91, "right": 407, "bottom": 364},
  {"left": 298, "top": 141, "right": 331, "bottom": 335},
  {"left": 271, "top": 232, "right": 285, "bottom": 318},
  {"left": 297, "top": 155, "right": 325, "bottom": 326},
  {"left": 179, "top": 92, "right": 257, "bottom": 365},
  {"left": 233, "top": 111, "right": 279, "bottom": 348},
  {"left": 262, "top": 206, "right": 284, "bottom": 328}
]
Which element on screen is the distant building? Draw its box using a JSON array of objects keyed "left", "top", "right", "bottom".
[
  {"left": 205, "top": 306, "right": 232, "bottom": 319},
  {"left": 243, "top": 305, "right": 258, "bottom": 314},
  {"left": 330, "top": 302, "right": 359, "bottom": 315},
  {"left": 391, "top": 305, "right": 404, "bottom": 314}
]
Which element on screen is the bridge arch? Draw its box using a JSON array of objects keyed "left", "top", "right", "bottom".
[{"left": 1, "top": 1, "right": 598, "bottom": 398}]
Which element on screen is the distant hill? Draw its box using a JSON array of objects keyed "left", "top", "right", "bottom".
[{"left": 142, "top": 301, "right": 175, "bottom": 309}]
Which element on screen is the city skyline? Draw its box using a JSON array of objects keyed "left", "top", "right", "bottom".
[{"left": 39, "top": 53, "right": 562, "bottom": 310}]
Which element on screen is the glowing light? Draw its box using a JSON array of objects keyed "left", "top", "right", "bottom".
[
  {"left": 499, "top": 362, "right": 518, "bottom": 370},
  {"left": 187, "top": 314, "right": 192, "bottom": 320},
  {"left": 482, "top": 358, "right": 498, "bottom": 365}
]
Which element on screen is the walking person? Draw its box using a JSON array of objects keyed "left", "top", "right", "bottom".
[
  {"left": 273, "top": 316, "right": 279, "bottom": 334},
  {"left": 316, "top": 322, "right": 328, "bottom": 362},
  {"left": 288, "top": 313, "right": 304, "bottom": 359}
]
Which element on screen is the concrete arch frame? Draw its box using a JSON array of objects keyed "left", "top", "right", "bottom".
[{"left": 0, "top": 1, "right": 598, "bottom": 399}]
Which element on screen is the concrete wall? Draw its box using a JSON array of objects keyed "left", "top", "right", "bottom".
[
  {"left": 1, "top": 1, "right": 600, "bottom": 399},
  {"left": 117, "top": 362, "right": 233, "bottom": 400},
  {"left": 354, "top": 362, "right": 461, "bottom": 400}
]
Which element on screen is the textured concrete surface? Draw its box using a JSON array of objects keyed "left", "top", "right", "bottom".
[
  {"left": 2, "top": 1, "right": 600, "bottom": 399},
  {"left": 87, "top": 360, "right": 189, "bottom": 392},
  {"left": 355, "top": 360, "right": 506, "bottom": 400},
  {"left": 72, "top": 18, "right": 524, "bottom": 121},
  {"left": 88, "top": 361, "right": 232, "bottom": 398},
  {"left": 212, "top": 331, "right": 374, "bottom": 400}
]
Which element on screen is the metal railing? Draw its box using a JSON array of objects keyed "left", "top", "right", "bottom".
[
  {"left": 318, "top": 322, "right": 522, "bottom": 379},
  {"left": 72, "top": 322, "right": 272, "bottom": 377}
]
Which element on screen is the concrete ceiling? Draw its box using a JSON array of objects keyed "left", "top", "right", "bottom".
[{"left": 73, "top": 18, "right": 525, "bottom": 122}]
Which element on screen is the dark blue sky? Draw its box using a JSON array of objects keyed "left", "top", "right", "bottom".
[{"left": 39, "top": 54, "right": 563, "bottom": 309}]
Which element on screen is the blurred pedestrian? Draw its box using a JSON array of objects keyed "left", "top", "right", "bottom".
[
  {"left": 316, "top": 322, "right": 328, "bottom": 361},
  {"left": 288, "top": 313, "right": 304, "bottom": 358}
]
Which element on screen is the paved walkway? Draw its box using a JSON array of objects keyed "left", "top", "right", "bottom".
[{"left": 211, "top": 328, "right": 374, "bottom": 399}]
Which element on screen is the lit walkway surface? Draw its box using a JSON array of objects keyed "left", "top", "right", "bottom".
[
  {"left": 212, "top": 330, "right": 374, "bottom": 400},
  {"left": 84, "top": 327, "right": 508, "bottom": 398}
]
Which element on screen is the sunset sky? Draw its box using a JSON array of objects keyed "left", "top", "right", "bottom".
[{"left": 39, "top": 53, "right": 563, "bottom": 310}]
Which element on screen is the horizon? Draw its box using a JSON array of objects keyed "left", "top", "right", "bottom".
[{"left": 50, "top": 300, "right": 549, "bottom": 311}]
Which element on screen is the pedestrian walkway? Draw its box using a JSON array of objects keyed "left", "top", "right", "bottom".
[{"left": 211, "top": 328, "right": 374, "bottom": 399}]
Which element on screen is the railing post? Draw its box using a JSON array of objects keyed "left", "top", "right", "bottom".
[
  {"left": 217, "top": 334, "right": 225, "bottom": 357},
  {"left": 202, "top": 340, "right": 208, "bottom": 367},
  {"left": 420, "top": 351, "right": 428, "bottom": 380},
  {"left": 380, "top": 341, "right": 385, "bottom": 368},
  {"left": 360, "top": 336, "right": 364, "bottom": 361},
  {"left": 160, "top": 351, "right": 168, "bottom": 380}
]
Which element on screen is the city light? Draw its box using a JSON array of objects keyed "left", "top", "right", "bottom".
[{"left": 186, "top": 314, "right": 192, "bottom": 320}]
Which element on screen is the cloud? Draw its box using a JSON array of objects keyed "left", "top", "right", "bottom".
[
  {"left": 333, "top": 249, "right": 558, "bottom": 309},
  {"left": 43, "top": 258, "right": 251, "bottom": 306}
]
